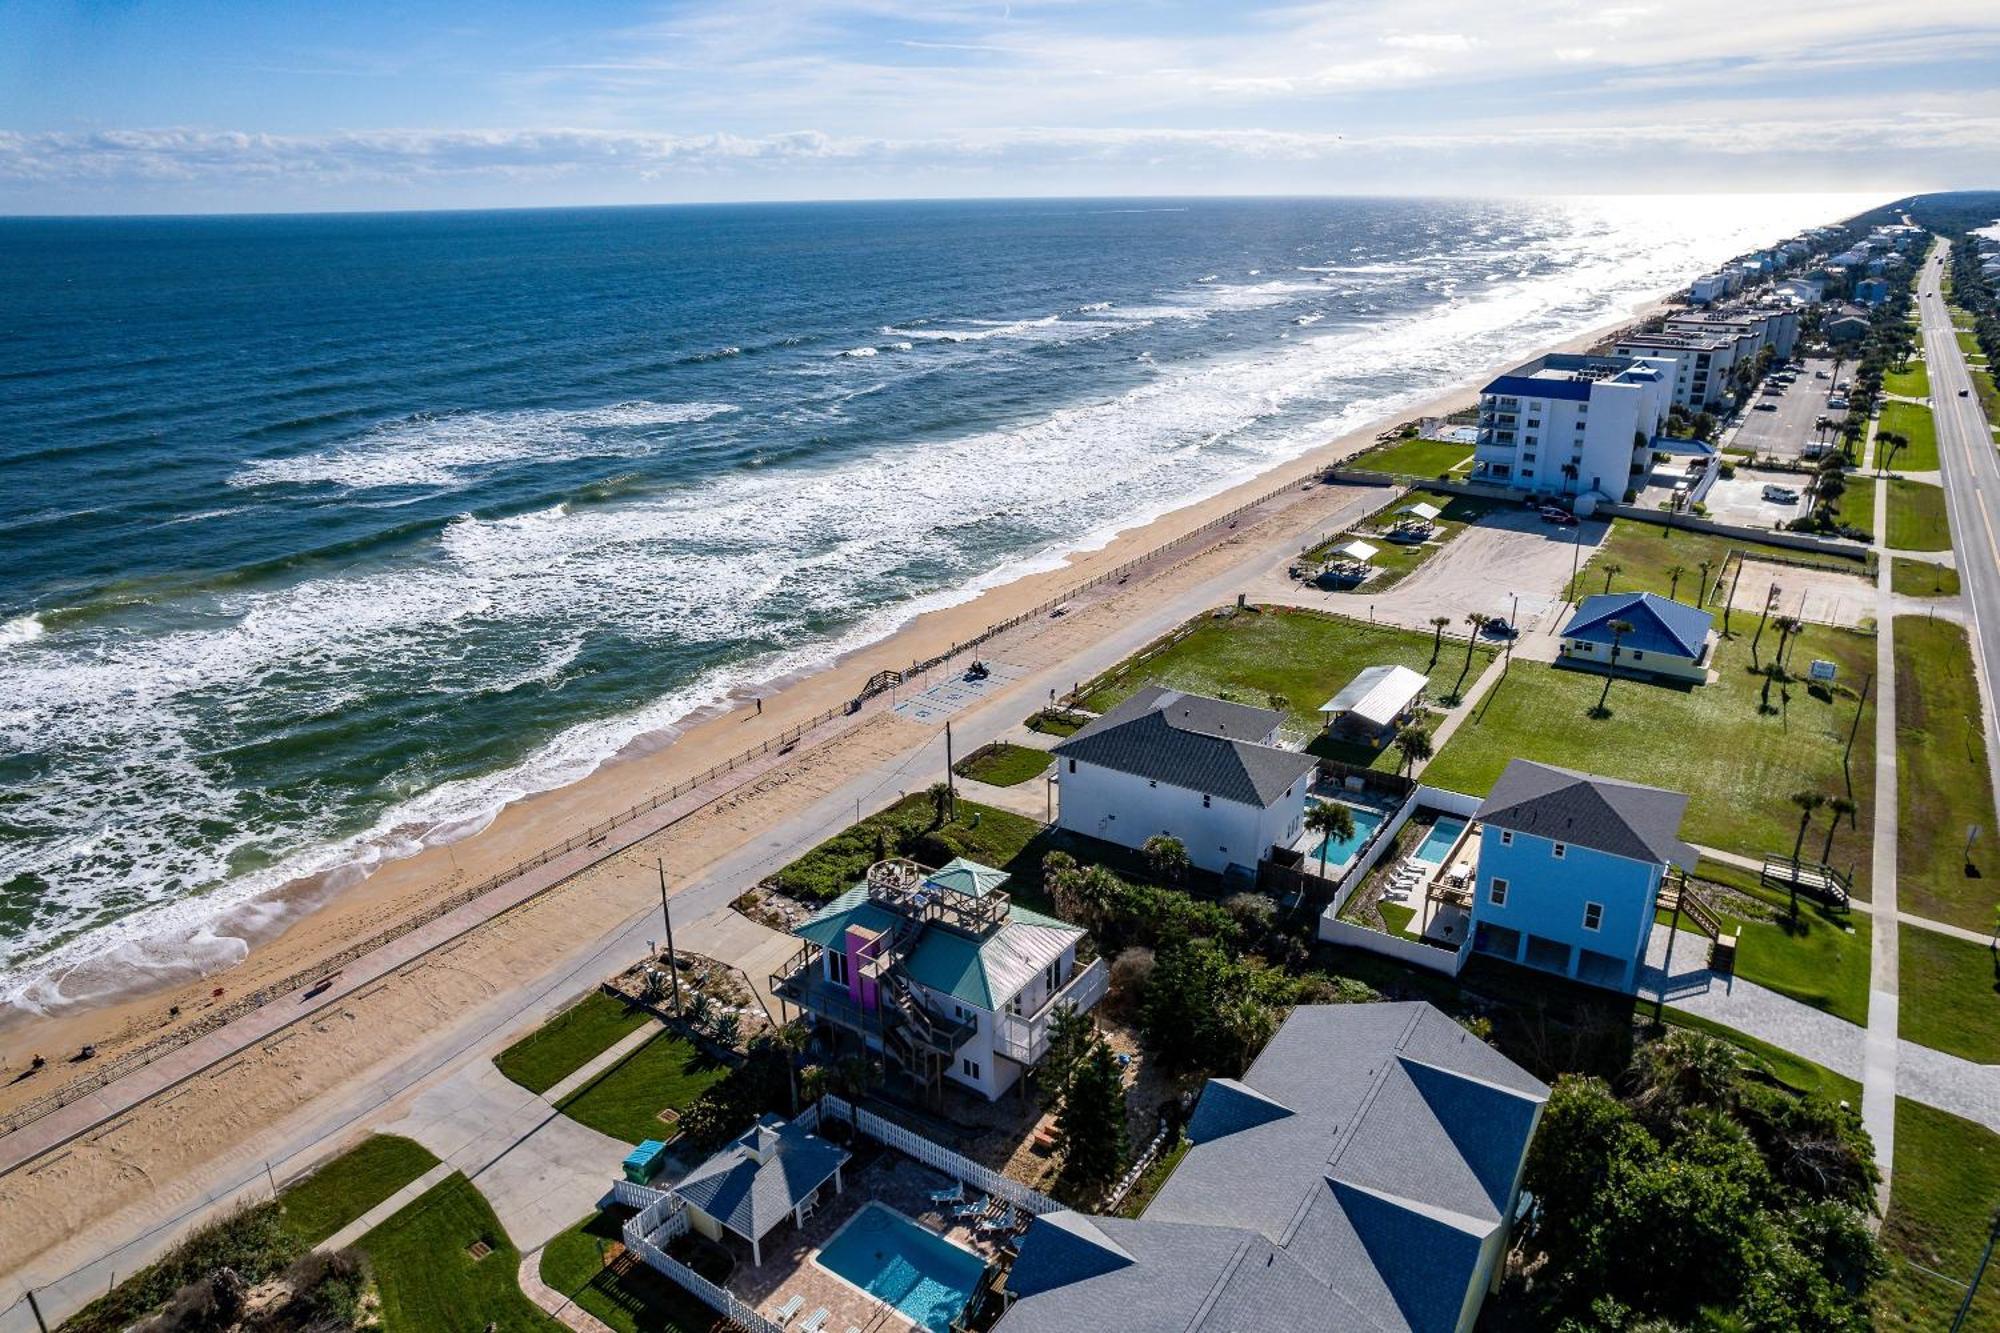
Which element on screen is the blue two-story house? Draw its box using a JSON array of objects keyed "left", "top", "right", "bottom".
[{"left": 1467, "top": 760, "right": 1699, "bottom": 993}]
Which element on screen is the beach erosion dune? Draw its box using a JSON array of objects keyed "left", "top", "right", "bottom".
[{"left": 0, "top": 194, "right": 1867, "bottom": 1033}]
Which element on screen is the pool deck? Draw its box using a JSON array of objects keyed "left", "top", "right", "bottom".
[{"left": 709, "top": 1149, "right": 1006, "bottom": 1333}]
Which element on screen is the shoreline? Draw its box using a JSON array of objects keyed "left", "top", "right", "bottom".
[{"left": 0, "top": 288, "right": 1669, "bottom": 1085}]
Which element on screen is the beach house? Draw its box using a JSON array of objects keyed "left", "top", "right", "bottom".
[
  {"left": 770, "top": 857, "right": 1106, "bottom": 1102},
  {"left": 1558, "top": 591, "right": 1715, "bottom": 683},
  {"left": 670, "top": 1114, "right": 850, "bottom": 1266},
  {"left": 1051, "top": 685, "right": 1316, "bottom": 877},
  {"left": 995, "top": 1001, "right": 1549, "bottom": 1333},
  {"left": 1467, "top": 761, "right": 1699, "bottom": 993}
]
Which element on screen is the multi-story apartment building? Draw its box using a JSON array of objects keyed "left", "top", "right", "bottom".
[
  {"left": 1469, "top": 353, "right": 1672, "bottom": 504},
  {"left": 1608, "top": 329, "right": 1741, "bottom": 411}
]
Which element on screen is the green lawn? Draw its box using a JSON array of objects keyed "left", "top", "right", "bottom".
[
  {"left": 1878, "top": 401, "right": 1940, "bottom": 471},
  {"left": 1734, "top": 904, "right": 1872, "bottom": 1027},
  {"left": 1660, "top": 1010, "right": 1862, "bottom": 1105},
  {"left": 1894, "top": 616, "right": 2000, "bottom": 928},
  {"left": 1886, "top": 479, "right": 1950, "bottom": 552},
  {"left": 1565, "top": 518, "right": 1855, "bottom": 609},
  {"left": 1304, "top": 495, "right": 1506, "bottom": 595},
  {"left": 772, "top": 792, "right": 1046, "bottom": 901},
  {"left": 1349, "top": 436, "right": 1473, "bottom": 478},
  {"left": 539, "top": 1211, "right": 719, "bottom": 1333},
  {"left": 1891, "top": 557, "right": 1958, "bottom": 598},
  {"left": 279, "top": 1134, "right": 440, "bottom": 1247},
  {"left": 1875, "top": 1100, "right": 2000, "bottom": 1331},
  {"left": 555, "top": 1031, "right": 732, "bottom": 1145},
  {"left": 1973, "top": 367, "right": 1998, "bottom": 422},
  {"left": 360, "top": 1173, "right": 560, "bottom": 1333},
  {"left": 495, "top": 991, "right": 656, "bottom": 1095},
  {"left": 1025, "top": 708, "right": 1087, "bottom": 737},
  {"left": 1077, "top": 606, "right": 1492, "bottom": 742},
  {"left": 1882, "top": 360, "right": 1930, "bottom": 399},
  {"left": 1897, "top": 924, "right": 2000, "bottom": 1064},
  {"left": 954, "top": 741, "right": 1055, "bottom": 787},
  {"left": 1959, "top": 329, "right": 1982, "bottom": 358},
  {"left": 1837, "top": 473, "right": 1876, "bottom": 538},
  {"left": 1425, "top": 620, "right": 1876, "bottom": 893}
]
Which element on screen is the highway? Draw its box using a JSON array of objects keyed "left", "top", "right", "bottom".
[{"left": 1918, "top": 242, "right": 2000, "bottom": 801}]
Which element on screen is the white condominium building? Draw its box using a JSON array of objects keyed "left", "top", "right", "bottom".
[{"left": 1471, "top": 354, "right": 1673, "bottom": 505}]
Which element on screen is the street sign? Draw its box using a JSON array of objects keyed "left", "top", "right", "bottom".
[{"left": 1809, "top": 659, "right": 1837, "bottom": 682}]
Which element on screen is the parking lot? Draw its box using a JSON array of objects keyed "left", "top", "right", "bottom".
[
  {"left": 1727, "top": 354, "right": 1847, "bottom": 460},
  {"left": 1702, "top": 466, "right": 1819, "bottom": 529}
]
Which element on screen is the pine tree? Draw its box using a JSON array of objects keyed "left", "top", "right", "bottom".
[{"left": 1055, "top": 1036, "right": 1128, "bottom": 1198}]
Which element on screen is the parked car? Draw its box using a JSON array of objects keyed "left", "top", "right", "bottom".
[
  {"left": 1828, "top": 396, "right": 1849, "bottom": 410},
  {"left": 1539, "top": 507, "right": 1578, "bottom": 526},
  {"left": 1762, "top": 484, "right": 1800, "bottom": 503},
  {"left": 1482, "top": 618, "right": 1517, "bottom": 639},
  {"left": 1815, "top": 369, "right": 1830, "bottom": 378},
  {"left": 1754, "top": 401, "right": 1778, "bottom": 411}
]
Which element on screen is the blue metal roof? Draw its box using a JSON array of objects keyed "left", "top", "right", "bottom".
[
  {"left": 1561, "top": 591, "right": 1713, "bottom": 659},
  {"left": 1480, "top": 374, "right": 1591, "bottom": 402}
]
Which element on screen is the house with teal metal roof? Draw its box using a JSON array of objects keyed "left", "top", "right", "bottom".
[{"left": 772, "top": 856, "right": 1106, "bottom": 1102}]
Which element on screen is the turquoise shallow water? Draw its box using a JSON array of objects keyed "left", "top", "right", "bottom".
[
  {"left": 0, "top": 196, "right": 1847, "bottom": 1007},
  {"left": 814, "top": 1203, "right": 983, "bottom": 1332}
]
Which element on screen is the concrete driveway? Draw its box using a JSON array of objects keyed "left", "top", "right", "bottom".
[
  {"left": 1703, "top": 468, "right": 1814, "bottom": 529},
  {"left": 1366, "top": 507, "right": 1606, "bottom": 639}
]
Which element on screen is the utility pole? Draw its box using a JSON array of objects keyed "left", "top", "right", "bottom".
[
  {"left": 945, "top": 720, "right": 956, "bottom": 819},
  {"left": 1723, "top": 554, "right": 1743, "bottom": 635},
  {"left": 1568, "top": 526, "right": 1583, "bottom": 607},
  {"left": 26, "top": 1290, "right": 48, "bottom": 1333},
  {"left": 1506, "top": 595, "right": 1520, "bottom": 667},
  {"left": 1845, "top": 672, "right": 1873, "bottom": 765},
  {"left": 1950, "top": 1209, "right": 2000, "bottom": 1332},
  {"left": 657, "top": 859, "right": 682, "bottom": 1014},
  {"left": 1653, "top": 881, "right": 1684, "bottom": 1029}
]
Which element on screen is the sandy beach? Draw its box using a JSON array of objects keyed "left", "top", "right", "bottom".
[{"left": 0, "top": 291, "right": 1670, "bottom": 1289}]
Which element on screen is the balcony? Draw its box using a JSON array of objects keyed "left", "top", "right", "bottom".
[{"left": 992, "top": 957, "right": 1110, "bottom": 1065}]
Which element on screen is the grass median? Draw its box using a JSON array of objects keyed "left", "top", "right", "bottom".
[
  {"left": 1893, "top": 615, "right": 2000, "bottom": 928},
  {"left": 555, "top": 1031, "right": 731, "bottom": 1146},
  {"left": 280, "top": 1134, "right": 440, "bottom": 1247},
  {"left": 496, "top": 991, "right": 655, "bottom": 1095},
  {"left": 1425, "top": 620, "right": 1876, "bottom": 894},
  {"left": 1885, "top": 479, "right": 1950, "bottom": 552},
  {"left": 1882, "top": 360, "right": 1929, "bottom": 398},
  {"left": 1874, "top": 1100, "right": 2000, "bottom": 1330},
  {"left": 953, "top": 740, "right": 1055, "bottom": 787},
  {"left": 1897, "top": 924, "right": 2000, "bottom": 1064},
  {"left": 1890, "top": 557, "right": 1958, "bottom": 598}
]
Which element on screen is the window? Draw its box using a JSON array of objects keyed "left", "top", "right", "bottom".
[
  {"left": 954, "top": 1003, "right": 979, "bottom": 1032},
  {"left": 1068, "top": 758, "right": 1076, "bottom": 774},
  {"left": 1553, "top": 842, "right": 1567, "bottom": 859},
  {"left": 827, "top": 950, "right": 850, "bottom": 986},
  {"left": 962, "top": 1058, "right": 981, "bottom": 1081},
  {"left": 1202, "top": 793, "right": 1211, "bottom": 808},
  {"left": 1631, "top": 650, "right": 1644, "bottom": 660},
  {"left": 1148, "top": 779, "right": 1157, "bottom": 788},
  {"left": 1499, "top": 829, "right": 1513, "bottom": 846},
  {"left": 1046, "top": 960, "right": 1062, "bottom": 993},
  {"left": 1582, "top": 902, "right": 1604, "bottom": 931},
  {"left": 1489, "top": 878, "right": 1509, "bottom": 907}
]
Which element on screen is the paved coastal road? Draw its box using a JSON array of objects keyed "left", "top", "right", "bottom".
[{"left": 1920, "top": 243, "right": 2000, "bottom": 795}]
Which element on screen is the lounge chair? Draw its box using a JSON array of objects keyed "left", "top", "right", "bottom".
[
  {"left": 928, "top": 1181, "right": 965, "bottom": 1205},
  {"left": 798, "top": 1309, "right": 831, "bottom": 1333},
  {"left": 954, "top": 1196, "right": 991, "bottom": 1220},
  {"left": 773, "top": 1295, "right": 804, "bottom": 1324}
]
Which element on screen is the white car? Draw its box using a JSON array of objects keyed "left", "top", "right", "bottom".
[{"left": 1762, "top": 484, "right": 1801, "bottom": 503}]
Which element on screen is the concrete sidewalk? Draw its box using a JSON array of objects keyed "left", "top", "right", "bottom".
[{"left": 319, "top": 1161, "right": 454, "bottom": 1253}]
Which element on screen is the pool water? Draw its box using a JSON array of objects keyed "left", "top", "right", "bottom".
[
  {"left": 1307, "top": 803, "right": 1386, "bottom": 869},
  {"left": 814, "top": 1203, "right": 985, "bottom": 1332},
  {"left": 1416, "top": 816, "right": 1468, "bottom": 864}
]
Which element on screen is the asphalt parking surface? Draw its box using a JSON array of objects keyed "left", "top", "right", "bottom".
[{"left": 1727, "top": 354, "right": 1847, "bottom": 459}]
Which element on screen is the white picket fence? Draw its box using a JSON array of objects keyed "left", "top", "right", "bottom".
[
  {"left": 622, "top": 1194, "right": 787, "bottom": 1333},
  {"left": 820, "top": 1094, "right": 1062, "bottom": 1216}
]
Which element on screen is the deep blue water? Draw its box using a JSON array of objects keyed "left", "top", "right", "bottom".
[{"left": 0, "top": 195, "right": 1847, "bottom": 1008}]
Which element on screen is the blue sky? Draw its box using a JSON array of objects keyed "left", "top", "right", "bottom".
[{"left": 3, "top": 0, "right": 1997, "bottom": 213}]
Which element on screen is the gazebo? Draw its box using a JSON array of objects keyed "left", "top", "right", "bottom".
[
  {"left": 1319, "top": 664, "right": 1428, "bottom": 738},
  {"left": 672, "top": 1114, "right": 850, "bottom": 1266}
]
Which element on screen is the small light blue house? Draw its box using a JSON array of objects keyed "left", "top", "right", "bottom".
[
  {"left": 1468, "top": 761, "right": 1698, "bottom": 992},
  {"left": 1559, "top": 590, "right": 1715, "bottom": 683}
]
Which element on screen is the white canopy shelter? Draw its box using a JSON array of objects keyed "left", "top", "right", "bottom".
[
  {"left": 1333, "top": 539, "right": 1379, "bottom": 563},
  {"left": 1319, "top": 664, "right": 1429, "bottom": 732},
  {"left": 1401, "top": 502, "right": 1443, "bottom": 522}
]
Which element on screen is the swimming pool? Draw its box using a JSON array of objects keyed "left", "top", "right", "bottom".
[
  {"left": 1415, "top": 816, "right": 1468, "bottom": 864},
  {"left": 813, "top": 1203, "right": 985, "bottom": 1333},
  {"left": 1307, "top": 802, "right": 1386, "bottom": 869}
]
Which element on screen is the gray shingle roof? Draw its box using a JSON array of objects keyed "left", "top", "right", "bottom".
[
  {"left": 1476, "top": 759, "right": 1699, "bottom": 868},
  {"left": 1052, "top": 685, "right": 1315, "bottom": 807},
  {"left": 995, "top": 1003, "right": 1549, "bottom": 1333},
  {"left": 671, "top": 1114, "right": 848, "bottom": 1242}
]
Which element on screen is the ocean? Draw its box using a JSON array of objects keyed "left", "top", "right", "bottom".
[{"left": 0, "top": 193, "right": 1863, "bottom": 1014}]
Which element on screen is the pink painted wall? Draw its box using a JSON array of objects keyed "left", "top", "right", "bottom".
[{"left": 844, "top": 925, "right": 881, "bottom": 1012}]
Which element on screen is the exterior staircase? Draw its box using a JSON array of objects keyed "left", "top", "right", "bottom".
[
  {"left": 1759, "top": 854, "right": 1851, "bottom": 909},
  {"left": 1658, "top": 872, "right": 1738, "bottom": 973}
]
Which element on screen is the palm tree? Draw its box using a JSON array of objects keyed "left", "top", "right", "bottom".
[
  {"left": 1428, "top": 615, "right": 1452, "bottom": 665},
  {"left": 1600, "top": 562, "right": 1624, "bottom": 596},
  {"left": 1696, "top": 559, "right": 1715, "bottom": 607},
  {"left": 1303, "top": 801, "right": 1354, "bottom": 881},
  {"left": 1787, "top": 791, "right": 1827, "bottom": 921},
  {"left": 1393, "top": 725, "right": 1434, "bottom": 776},
  {"left": 1820, "top": 795, "right": 1857, "bottom": 865},
  {"left": 769, "top": 1020, "right": 810, "bottom": 1113},
  {"left": 1772, "top": 615, "right": 1803, "bottom": 669},
  {"left": 1462, "top": 613, "right": 1490, "bottom": 677},
  {"left": 1142, "top": 834, "right": 1189, "bottom": 886},
  {"left": 1666, "top": 563, "right": 1687, "bottom": 601},
  {"left": 1594, "top": 618, "right": 1635, "bottom": 716},
  {"left": 1560, "top": 461, "right": 1580, "bottom": 501}
]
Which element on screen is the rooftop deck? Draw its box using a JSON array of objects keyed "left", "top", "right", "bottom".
[{"left": 865, "top": 858, "right": 1012, "bottom": 938}]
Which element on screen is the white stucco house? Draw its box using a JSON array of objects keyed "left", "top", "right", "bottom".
[{"left": 1052, "top": 685, "right": 1316, "bottom": 877}]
